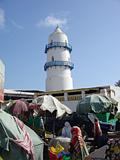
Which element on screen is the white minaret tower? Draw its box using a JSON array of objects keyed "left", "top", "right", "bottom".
[{"left": 44, "top": 26, "right": 74, "bottom": 91}]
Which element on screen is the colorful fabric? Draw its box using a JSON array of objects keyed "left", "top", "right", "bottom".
[
  {"left": 50, "top": 144, "right": 64, "bottom": 155},
  {"left": 13, "top": 117, "right": 35, "bottom": 160},
  {"left": 55, "top": 143, "right": 64, "bottom": 154},
  {"left": 70, "top": 126, "right": 89, "bottom": 160},
  {"left": 49, "top": 150, "right": 58, "bottom": 160},
  {"left": 105, "top": 138, "right": 120, "bottom": 159}
]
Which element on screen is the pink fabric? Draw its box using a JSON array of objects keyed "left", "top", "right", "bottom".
[
  {"left": 13, "top": 100, "right": 28, "bottom": 115},
  {"left": 29, "top": 103, "right": 38, "bottom": 110},
  {"left": 13, "top": 117, "right": 35, "bottom": 160}
]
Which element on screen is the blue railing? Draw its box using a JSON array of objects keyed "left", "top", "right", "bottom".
[
  {"left": 45, "top": 42, "right": 72, "bottom": 53},
  {"left": 44, "top": 61, "right": 74, "bottom": 71}
]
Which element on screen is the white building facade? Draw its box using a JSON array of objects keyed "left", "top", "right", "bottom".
[{"left": 44, "top": 26, "right": 74, "bottom": 91}]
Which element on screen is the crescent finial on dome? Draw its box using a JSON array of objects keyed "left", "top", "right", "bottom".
[{"left": 54, "top": 25, "right": 62, "bottom": 33}]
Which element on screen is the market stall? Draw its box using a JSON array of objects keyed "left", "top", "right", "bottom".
[{"left": 0, "top": 110, "right": 44, "bottom": 160}]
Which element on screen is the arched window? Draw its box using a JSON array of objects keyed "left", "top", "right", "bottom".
[{"left": 52, "top": 56, "right": 54, "bottom": 61}]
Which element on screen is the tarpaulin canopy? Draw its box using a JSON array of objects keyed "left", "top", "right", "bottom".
[
  {"left": 0, "top": 110, "right": 44, "bottom": 160},
  {"left": 76, "top": 94, "right": 118, "bottom": 114},
  {"left": 4, "top": 99, "right": 28, "bottom": 116},
  {"left": 32, "top": 95, "right": 72, "bottom": 118}
]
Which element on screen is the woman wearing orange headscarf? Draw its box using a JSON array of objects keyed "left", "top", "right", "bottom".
[{"left": 70, "top": 126, "right": 89, "bottom": 160}]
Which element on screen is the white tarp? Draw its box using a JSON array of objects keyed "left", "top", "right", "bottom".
[{"left": 32, "top": 95, "right": 72, "bottom": 118}]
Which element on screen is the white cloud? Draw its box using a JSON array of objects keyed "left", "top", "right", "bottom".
[
  {"left": 0, "top": 8, "right": 5, "bottom": 28},
  {"left": 11, "top": 20, "right": 24, "bottom": 29},
  {"left": 37, "top": 16, "right": 67, "bottom": 27}
]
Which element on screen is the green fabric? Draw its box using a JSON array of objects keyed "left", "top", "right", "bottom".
[
  {"left": 0, "top": 142, "right": 28, "bottom": 160},
  {"left": 34, "top": 116, "right": 40, "bottom": 128},
  {"left": 63, "top": 155, "right": 71, "bottom": 160},
  {"left": 96, "top": 112, "right": 117, "bottom": 125},
  {"left": 0, "top": 110, "right": 44, "bottom": 160},
  {"left": 96, "top": 113, "right": 110, "bottom": 122},
  {"left": 27, "top": 116, "right": 34, "bottom": 127},
  {"left": 76, "top": 94, "right": 117, "bottom": 114},
  {"left": 25, "top": 126, "right": 44, "bottom": 160},
  {"left": 34, "top": 116, "right": 44, "bottom": 129},
  {"left": 0, "top": 111, "right": 24, "bottom": 151}
]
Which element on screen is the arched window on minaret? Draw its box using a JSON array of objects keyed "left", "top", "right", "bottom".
[
  {"left": 51, "top": 40, "right": 53, "bottom": 44},
  {"left": 52, "top": 56, "right": 54, "bottom": 61}
]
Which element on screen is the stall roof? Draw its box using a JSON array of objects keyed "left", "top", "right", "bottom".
[{"left": 4, "top": 89, "right": 35, "bottom": 95}]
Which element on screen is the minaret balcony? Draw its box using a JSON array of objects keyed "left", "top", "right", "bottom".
[
  {"left": 45, "top": 42, "right": 72, "bottom": 53},
  {"left": 44, "top": 61, "right": 74, "bottom": 71}
]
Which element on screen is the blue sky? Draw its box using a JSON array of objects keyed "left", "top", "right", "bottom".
[{"left": 0, "top": 0, "right": 120, "bottom": 91}]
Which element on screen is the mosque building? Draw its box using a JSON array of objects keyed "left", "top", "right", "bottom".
[
  {"left": 42, "top": 26, "right": 120, "bottom": 111},
  {"left": 44, "top": 26, "right": 74, "bottom": 91},
  {"left": 2, "top": 27, "right": 120, "bottom": 112}
]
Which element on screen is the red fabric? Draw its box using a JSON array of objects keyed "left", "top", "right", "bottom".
[
  {"left": 71, "top": 126, "right": 84, "bottom": 147},
  {"left": 94, "top": 120, "right": 102, "bottom": 136},
  {"left": 49, "top": 151, "right": 58, "bottom": 160},
  {"left": 13, "top": 117, "right": 35, "bottom": 160},
  {"left": 49, "top": 151, "right": 63, "bottom": 160}
]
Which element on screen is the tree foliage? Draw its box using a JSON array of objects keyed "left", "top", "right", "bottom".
[{"left": 115, "top": 80, "right": 120, "bottom": 87}]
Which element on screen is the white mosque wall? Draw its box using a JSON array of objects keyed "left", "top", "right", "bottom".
[
  {"left": 47, "top": 67, "right": 72, "bottom": 77},
  {"left": 46, "top": 75, "right": 73, "bottom": 91},
  {"left": 47, "top": 48, "right": 71, "bottom": 62},
  {"left": 48, "top": 33, "right": 68, "bottom": 43},
  {"left": 46, "top": 66, "right": 73, "bottom": 91}
]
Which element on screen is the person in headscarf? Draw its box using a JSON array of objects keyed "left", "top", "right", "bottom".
[
  {"left": 70, "top": 126, "right": 90, "bottom": 160},
  {"left": 94, "top": 118, "right": 102, "bottom": 148},
  {"left": 61, "top": 121, "right": 72, "bottom": 138}
]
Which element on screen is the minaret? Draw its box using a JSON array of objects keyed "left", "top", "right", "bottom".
[{"left": 44, "top": 26, "right": 74, "bottom": 91}]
